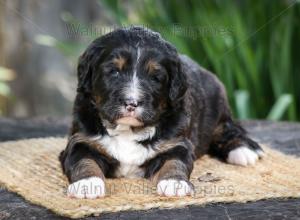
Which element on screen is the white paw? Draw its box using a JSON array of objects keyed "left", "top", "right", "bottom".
[
  {"left": 157, "top": 179, "right": 193, "bottom": 197},
  {"left": 227, "top": 146, "right": 264, "bottom": 166},
  {"left": 67, "top": 177, "right": 105, "bottom": 199}
]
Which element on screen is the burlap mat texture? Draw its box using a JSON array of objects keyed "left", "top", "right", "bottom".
[{"left": 0, "top": 137, "right": 299, "bottom": 218}]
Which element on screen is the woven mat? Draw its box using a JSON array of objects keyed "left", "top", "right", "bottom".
[{"left": 0, "top": 138, "right": 300, "bottom": 218}]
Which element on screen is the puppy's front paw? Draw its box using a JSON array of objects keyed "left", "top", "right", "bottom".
[
  {"left": 67, "top": 177, "right": 105, "bottom": 199},
  {"left": 227, "top": 146, "right": 264, "bottom": 166},
  {"left": 157, "top": 179, "right": 193, "bottom": 197}
]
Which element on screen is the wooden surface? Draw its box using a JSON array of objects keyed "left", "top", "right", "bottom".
[{"left": 0, "top": 117, "right": 300, "bottom": 220}]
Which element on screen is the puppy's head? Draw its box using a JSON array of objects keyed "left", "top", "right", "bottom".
[{"left": 77, "top": 27, "right": 187, "bottom": 127}]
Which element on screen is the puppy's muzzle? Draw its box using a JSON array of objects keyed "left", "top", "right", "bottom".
[{"left": 124, "top": 98, "right": 138, "bottom": 112}]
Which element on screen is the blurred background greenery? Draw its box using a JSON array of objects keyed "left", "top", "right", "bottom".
[{"left": 0, "top": 0, "right": 299, "bottom": 121}]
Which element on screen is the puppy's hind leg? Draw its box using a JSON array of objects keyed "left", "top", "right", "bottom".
[{"left": 209, "top": 119, "right": 264, "bottom": 166}]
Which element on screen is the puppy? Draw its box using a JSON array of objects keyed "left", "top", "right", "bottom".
[{"left": 59, "top": 26, "right": 264, "bottom": 198}]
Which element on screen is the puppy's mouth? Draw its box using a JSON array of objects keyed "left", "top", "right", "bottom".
[{"left": 116, "top": 116, "right": 144, "bottom": 127}]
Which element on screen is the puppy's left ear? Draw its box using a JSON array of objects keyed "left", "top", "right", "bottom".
[
  {"left": 167, "top": 57, "right": 187, "bottom": 107},
  {"left": 77, "top": 42, "right": 105, "bottom": 94}
]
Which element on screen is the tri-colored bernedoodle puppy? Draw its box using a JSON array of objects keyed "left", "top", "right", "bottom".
[{"left": 59, "top": 26, "right": 264, "bottom": 199}]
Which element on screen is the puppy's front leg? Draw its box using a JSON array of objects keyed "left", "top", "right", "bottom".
[
  {"left": 147, "top": 140, "right": 195, "bottom": 197},
  {"left": 155, "top": 159, "right": 194, "bottom": 197},
  {"left": 60, "top": 134, "right": 108, "bottom": 199},
  {"left": 67, "top": 158, "right": 106, "bottom": 199}
]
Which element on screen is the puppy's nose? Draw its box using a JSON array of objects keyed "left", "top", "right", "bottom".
[{"left": 124, "top": 98, "right": 138, "bottom": 112}]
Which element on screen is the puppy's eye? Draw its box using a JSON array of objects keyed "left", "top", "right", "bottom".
[
  {"left": 113, "top": 71, "right": 119, "bottom": 76},
  {"left": 109, "top": 69, "right": 119, "bottom": 76},
  {"left": 151, "top": 73, "right": 164, "bottom": 82}
]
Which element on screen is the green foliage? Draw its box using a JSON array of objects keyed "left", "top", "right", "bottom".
[
  {"left": 102, "top": 0, "right": 300, "bottom": 121},
  {"left": 0, "top": 66, "right": 15, "bottom": 115}
]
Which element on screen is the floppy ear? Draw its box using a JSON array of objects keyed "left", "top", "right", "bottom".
[
  {"left": 168, "top": 57, "right": 187, "bottom": 107},
  {"left": 77, "top": 43, "right": 105, "bottom": 94}
]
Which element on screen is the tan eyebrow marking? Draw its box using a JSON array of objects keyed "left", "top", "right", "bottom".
[
  {"left": 146, "top": 60, "right": 161, "bottom": 74},
  {"left": 93, "top": 95, "right": 102, "bottom": 105},
  {"left": 113, "top": 56, "right": 127, "bottom": 71}
]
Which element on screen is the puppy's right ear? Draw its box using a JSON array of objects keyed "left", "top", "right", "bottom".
[{"left": 77, "top": 43, "right": 105, "bottom": 94}]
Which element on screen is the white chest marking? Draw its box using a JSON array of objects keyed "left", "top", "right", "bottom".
[{"left": 96, "top": 125, "right": 156, "bottom": 177}]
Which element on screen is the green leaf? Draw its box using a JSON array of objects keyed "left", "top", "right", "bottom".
[
  {"left": 0, "top": 67, "right": 15, "bottom": 81},
  {"left": 0, "top": 82, "right": 11, "bottom": 96},
  {"left": 267, "top": 94, "right": 293, "bottom": 120},
  {"left": 235, "top": 90, "right": 250, "bottom": 119},
  {"left": 35, "top": 34, "right": 57, "bottom": 47}
]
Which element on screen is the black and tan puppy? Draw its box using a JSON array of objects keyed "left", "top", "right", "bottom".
[{"left": 59, "top": 26, "right": 264, "bottom": 198}]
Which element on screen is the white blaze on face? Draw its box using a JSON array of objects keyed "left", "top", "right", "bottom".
[
  {"left": 124, "top": 47, "right": 142, "bottom": 102},
  {"left": 118, "top": 47, "right": 145, "bottom": 126}
]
